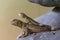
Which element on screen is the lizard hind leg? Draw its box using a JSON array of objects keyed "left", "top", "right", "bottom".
[{"left": 19, "top": 29, "right": 28, "bottom": 38}]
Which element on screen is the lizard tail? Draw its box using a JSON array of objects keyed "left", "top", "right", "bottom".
[{"left": 51, "top": 27, "right": 60, "bottom": 31}]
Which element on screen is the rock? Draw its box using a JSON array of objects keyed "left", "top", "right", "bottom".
[{"left": 28, "top": 0, "right": 60, "bottom": 7}]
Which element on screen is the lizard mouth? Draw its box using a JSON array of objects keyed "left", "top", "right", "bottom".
[{"left": 11, "top": 19, "right": 23, "bottom": 27}]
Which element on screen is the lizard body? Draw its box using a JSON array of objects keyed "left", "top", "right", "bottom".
[
  {"left": 11, "top": 19, "right": 60, "bottom": 38},
  {"left": 11, "top": 19, "right": 51, "bottom": 32}
]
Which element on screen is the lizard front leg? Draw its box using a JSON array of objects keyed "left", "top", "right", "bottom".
[{"left": 19, "top": 23, "right": 29, "bottom": 38}]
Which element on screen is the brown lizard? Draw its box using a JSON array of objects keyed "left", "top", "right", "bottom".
[
  {"left": 11, "top": 19, "right": 60, "bottom": 38},
  {"left": 18, "top": 13, "right": 40, "bottom": 25}
]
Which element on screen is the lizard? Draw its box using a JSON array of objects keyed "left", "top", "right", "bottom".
[
  {"left": 11, "top": 19, "right": 60, "bottom": 38},
  {"left": 18, "top": 13, "right": 42, "bottom": 26}
]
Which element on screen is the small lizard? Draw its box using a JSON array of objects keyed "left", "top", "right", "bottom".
[
  {"left": 11, "top": 19, "right": 60, "bottom": 38},
  {"left": 18, "top": 13, "right": 40, "bottom": 25}
]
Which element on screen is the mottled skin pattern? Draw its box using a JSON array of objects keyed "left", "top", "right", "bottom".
[
  {"left": 28, "top": 0, "right": 60, "bottom": 7},
  {"left": 11, "top": 13, "right": 60, "bottom": 38}
]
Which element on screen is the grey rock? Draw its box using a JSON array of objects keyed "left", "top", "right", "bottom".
[{"left": 28, "top": 0, "right": 60, "bottom": 7}]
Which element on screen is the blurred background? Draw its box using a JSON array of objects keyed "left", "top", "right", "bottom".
[{"left": 0, "top": 0, "right": 53, "bottom": 40}]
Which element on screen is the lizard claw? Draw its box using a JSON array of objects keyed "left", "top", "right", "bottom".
[
  {"left": 19, "top": 32, "right": 28, "bottom": 38},
  {"left": 19, "top": 34, "right": 28, "bottom": 38}
]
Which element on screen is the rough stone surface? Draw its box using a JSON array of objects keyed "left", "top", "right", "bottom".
[{"left": 17, "top": 11, "right": 60, "bottom": 40}]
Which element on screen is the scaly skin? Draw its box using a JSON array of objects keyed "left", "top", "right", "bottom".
[{"left": 11, "top": 19, "right": 60, "bottom": 38}]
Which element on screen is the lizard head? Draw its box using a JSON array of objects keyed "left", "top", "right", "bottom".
[
  {"left": 18, "top": 13, "right": 27, "bottom": 18},
  {"left": 11, "top": 19, "right": 24, "bottom": 28}
]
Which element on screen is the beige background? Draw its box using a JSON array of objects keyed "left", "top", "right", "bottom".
[{"left": 0, "top": 0, "right": 53, "bottom": 40}]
